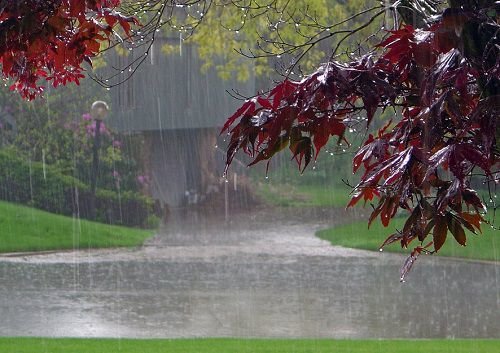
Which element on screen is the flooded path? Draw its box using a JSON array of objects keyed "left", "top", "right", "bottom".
[{"left": 0, "top": 207, "right": 498, "bottom": 338}]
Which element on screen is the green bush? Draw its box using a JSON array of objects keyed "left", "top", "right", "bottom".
[{"left": 0, "top": 148, "right": 157, "bottom": 227}]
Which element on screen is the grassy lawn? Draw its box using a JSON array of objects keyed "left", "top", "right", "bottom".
[
  {"left": 317, "top": 216, "right": 499, "bottom": 261},
  {"left": 0, "top": 201, "right": 154, "bottom": 253},
  {"left": 0, "top": 338, "right": 498, "bottom": 353},
  {"left": 256, "top": 182, "right": 352, "bottom": 208}
]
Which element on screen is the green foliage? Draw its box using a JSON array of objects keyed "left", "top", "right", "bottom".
[
  {"left": 145, "top": 214, "right": 162, "bottom": 229},
  {"left": 163, "top": 0, "right": 376, "bottom": 81},
  {"left": 0, "top": 149, "right": 157, "bottom": 227},
  {"left": 1, "top": 79, "right": 107, "bottom": 165},
  {"left": 0, "top": 338, "right": 498, "bottom": 353},
  {"left": 0, "top": 147, "right": 85, "bottom": 214},
  {"left": 0, "top": 75, "right": 147, "bottom": 196},
  {"left": 69, "top": 113, "right": 140, "bottom": 192},
  {"left": 0, "top": 201, "right": 153, "bottom": 253}
]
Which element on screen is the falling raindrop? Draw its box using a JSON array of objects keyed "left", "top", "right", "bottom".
[{"left": 1, "top": 2, "right": 498, "bottom": 346}]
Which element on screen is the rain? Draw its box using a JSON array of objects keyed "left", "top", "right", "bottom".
[{"left": 0, "top": 1, "right": 498, "bottom": 352}]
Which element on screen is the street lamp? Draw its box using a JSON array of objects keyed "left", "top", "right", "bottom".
[{"left": 89, "top": 101, "right": 109, "bottom": 220}]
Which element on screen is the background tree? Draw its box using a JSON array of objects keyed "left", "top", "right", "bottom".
[
  {"left": 160, "top": 0, "right": 375, "bottom": 81},
  {"left": 0, "top": 1, "right": 378, "bottom": 92}
]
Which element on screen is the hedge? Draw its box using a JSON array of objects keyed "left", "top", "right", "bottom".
[{"left": 0, "top": 148, "right": 157, "bottom": 227}]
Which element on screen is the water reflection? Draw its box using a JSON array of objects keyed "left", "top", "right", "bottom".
[{"left": 0, "top": 208, "right": 498, "bottom": 338}]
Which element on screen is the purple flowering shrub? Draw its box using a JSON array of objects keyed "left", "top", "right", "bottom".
[
  {"left": 7, "top": 109, "right": 147, "bottom": 194},
  {"left": 70, "top": 113, "right": 146, "bottom": 193}
]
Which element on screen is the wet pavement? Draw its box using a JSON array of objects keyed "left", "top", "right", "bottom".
[{"left": 0, "top": 207, "right": 499, "bottom": 338}]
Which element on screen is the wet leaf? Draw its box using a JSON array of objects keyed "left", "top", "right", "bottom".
[
  {"left": 400, "top": 247, "right": 422, "bottom": 282},
  {"left": 447, "top": 214, "right": 467, "bottom": 246},
  {"left": 462, "top": 188, "right": 487, "bottom": 213},
  {"left": 403, "top": 206, "right": 421, "bottom": 235},
  {"left": 221, "top": 100, "right": 256, "bottom": 134},
  {"left": 380, "top": 231, "right": 404, "bottom": 249},
  {"left": 433, "top": 215, "right": 448, "bottom": 252},
  {"left": 459, "top": 212, "right": 483, "bottom": 233}
]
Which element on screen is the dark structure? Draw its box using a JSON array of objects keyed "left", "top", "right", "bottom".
[{"left": 108, "top": 37, "right": 255, "bottom": 209}]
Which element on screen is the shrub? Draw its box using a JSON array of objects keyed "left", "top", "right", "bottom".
[{"left": 0, "top": 148, "right": 157, "bottom": 227}]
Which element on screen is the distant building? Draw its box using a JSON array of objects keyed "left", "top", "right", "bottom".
[{"left": 108, "top": 37, "right": 255, "bottom": 209}]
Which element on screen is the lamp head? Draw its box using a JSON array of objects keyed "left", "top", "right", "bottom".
[{"left": 91, "top": 101, "right": 109, "bottom": 121}]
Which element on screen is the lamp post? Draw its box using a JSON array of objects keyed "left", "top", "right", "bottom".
[{"left": 89, "top": 101, "right": 109, "bottom": 220}]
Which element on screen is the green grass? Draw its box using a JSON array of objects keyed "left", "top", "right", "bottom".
[
  {"left": 0, "top": 201, "right": 153, "bottom": 253},
  {"left": 317, "top": 216, "right": 499, "bottom": 261},
  {"left": 0, "top": 338, "right": 498, "bottom": 353},
  {"left": 256, "top": 182, "right": 352, "bottom": 208}
]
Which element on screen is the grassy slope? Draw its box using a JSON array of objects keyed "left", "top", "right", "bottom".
[
  {"left": 317, "top": 216, "right": 499, "bottom": 261},
  {"left": 0, "top": 338, "right": 498, "bottom": 353},
  {"left": 0, "top": 201, "right": 153, "bottom": 253},
  {"left": 256, "top": 182, "right": 352, "bottom": 208}
]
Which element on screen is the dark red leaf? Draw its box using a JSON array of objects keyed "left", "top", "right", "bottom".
[
  {"left": 455, "top": 143, "right": 492, "bottom": 175},
  {"left": 221, "top": 100, "right": 256, "bottom": 134},
  {"left": 347, "top": 186, "right": 380, "bottom": 208},
  {"left": 290, "top": 136, "right": 313, "bottom": 172},
  {"left": 400, "top": 247, "right": 421, "bottom": 282},
  {"left": 433, "top": 215, "right": 448, "bottom": 252},
  {"left": 425, "top": 145, "right": 453, "bottom": 180},
  {"left": 257, "top": 96, "right": 273, "bottom": 110},
  {"left": 414, "top": 42, "right": 436, "bottom": 67},
  {"left": 447, "top": 213, "right": 467, "bottom": 246},
  {"left": 380, "top": 232, "right": 404, "bottom": 250},
  {"left": 459, "top": 212, "right": 483, "bottom": 233},
  {"left": 69, "top": 0, "right": 86, "bottom": 18},
  {"left": 329, "top": 119, "right": 346, "bottom": 137},
  {"left": 403, "top": 206, "right": 421, "bottom": 234},
  {"left": 384, "top": 147, "right": 413, "bottom": 185},
  {"left": 269, "top": 79, "right": 297, "bottom": 109},
  {"left": 462, "top": 188, "right": 487, "bottom": 213}
]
